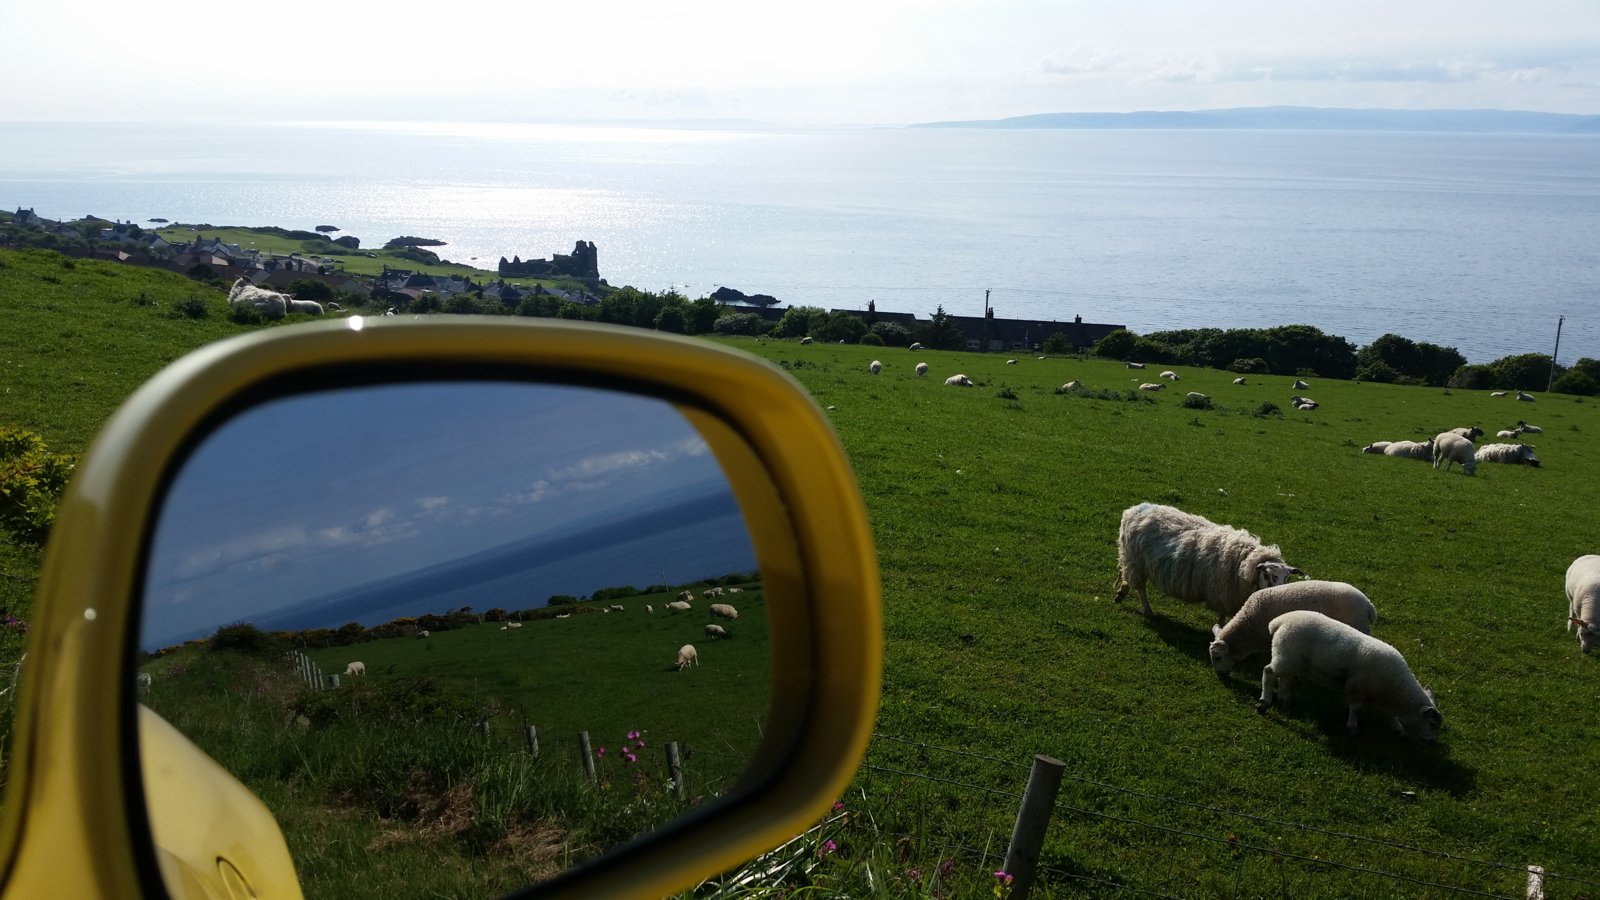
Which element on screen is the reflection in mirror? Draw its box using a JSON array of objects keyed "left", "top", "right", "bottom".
[{"left": 138, "top": 382, "right": 768, "bottom": 896}]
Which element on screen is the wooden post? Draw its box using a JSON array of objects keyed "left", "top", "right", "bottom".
[
  {"left": 1002, "top": 754, "right": 1065, "bottom": 900},
  {"left": 525, "top": 725, "right": 540, "bottom": 758},
  {"left": 327, "top": 673, "right": 340, "bottom": 689},
  {"left": 579, "top": 731, "right": 597, "bottom": 782},
  {"left": 666, "top": 741, "right": 685, "bottom": 800},
  {"left": 1527, "top": 865, "right": 1546, "bottom": 900}
]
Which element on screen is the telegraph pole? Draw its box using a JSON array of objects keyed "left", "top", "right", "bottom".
[{"left": 1548, "top": 316, "right": 1564, "bottom": 392}]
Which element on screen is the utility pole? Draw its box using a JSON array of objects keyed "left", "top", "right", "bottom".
[{"left": 1548, "top": 316, "right": 1564, "bottom": 392}]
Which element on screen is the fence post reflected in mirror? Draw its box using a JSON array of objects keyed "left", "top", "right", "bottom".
[{"left": 137, "top": 381, "right": 771, "bottom": 895}]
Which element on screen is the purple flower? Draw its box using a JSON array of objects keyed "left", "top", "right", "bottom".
[
  {"left": 623, "top": 751, "right": 637, "bottom": 763},
  {"left": 938, "top": 859, "right": 956, "bottom": 877},
  {"left": 817, "top": 839, "right": 837, "bottom": 857},
  {"left": 627, "top": 730, "right": 640, "bottom": 740},
  {"left": 597, "top": 746, "right": 606, "bottom": 758},
  {"left": 832, "top": 801, "right": 845, "bottom": 813},
  {"left": 906, "top": 868, "right": 922, "bottom": 884},
  {"left": 994, "top": 871, "right": 1013, "bottom": 885}
]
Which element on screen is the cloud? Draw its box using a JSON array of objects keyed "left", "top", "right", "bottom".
[{"left": 415, "top": 496, "right": 450, "bottom": 513}]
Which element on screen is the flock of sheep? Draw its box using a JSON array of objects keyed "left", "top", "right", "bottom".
[
  {"left": 1361, "top": 423, "right": 1543, "bottom": 475},
  {"left": 1114, "top": 502, "right": 1600, "bottom": 742},
  {"left": 228, "top": 277, "right": 325, "bottom": 319}
]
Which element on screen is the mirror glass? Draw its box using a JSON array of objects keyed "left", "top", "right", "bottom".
[{"left": 138, "top": 381, "right": 770, "bottom": 896}]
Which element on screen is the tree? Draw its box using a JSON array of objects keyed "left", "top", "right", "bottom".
[
  {"left": 814, "top": 311, "right": 866, "bottom": 344},
  {"left": 1042, "top": 332, "right": 1072, "bottom": 355},
  {"left": 712, "top": 312, "right": 768, "bottom": 336},
  {"left": 923, "top": 305, "right": 963, "bottom": 350},
  {"left": 1491, "top": 353, "right": 1553, "bottom": 391},
  {"left": 654, "top": 304, "right": 686, "bottom": 333},
  {"left": 1091, "top": 328, "right": 1137, "bottom": 360},
  {"left": 774, "top": 305, "right": 825, "bottom": 339},
  {"left": 288, "top": 278, "right": 334, "bottom": 302},
  {"left": 870, "top": 321, "right": 911, "bottom": 347},
  {"left": 686, "top": 296, "right": 720, "bottom": 334}
]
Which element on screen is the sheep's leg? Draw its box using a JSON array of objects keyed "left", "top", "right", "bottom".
[
  {"left": 1257, "top": 665, "right": 1277, "bottom": 713},
  {"left": 1345, "top": 703, "right": 1362, "bottom": 736}
]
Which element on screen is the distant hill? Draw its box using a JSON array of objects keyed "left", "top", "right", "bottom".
[{"left": 911, "top": 106, "right": 1600, "bottom": 134}]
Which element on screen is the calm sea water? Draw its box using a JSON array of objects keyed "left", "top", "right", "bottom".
[{"left": 3, "top": 120, "right": 1596, "bottom": 363}]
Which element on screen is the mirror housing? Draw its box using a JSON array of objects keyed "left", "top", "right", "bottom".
[{"left": 1, "top": 317, "right": 881, "bottom": 898}]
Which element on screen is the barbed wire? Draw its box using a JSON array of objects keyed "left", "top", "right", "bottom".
[{"left": 859, "top": 763, "right": 1024, "bottom": 801}]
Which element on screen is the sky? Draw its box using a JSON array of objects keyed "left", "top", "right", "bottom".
[
  {"left": 2, "top": 1, "right": 1596, "bottom": 126},
  {"left": 139, "top": 379, "right": 743, "bottom": 648}
]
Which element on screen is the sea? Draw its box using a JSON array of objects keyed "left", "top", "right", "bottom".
[{"left": 2, "top": 120, "right": 1596, "bottom": 364}]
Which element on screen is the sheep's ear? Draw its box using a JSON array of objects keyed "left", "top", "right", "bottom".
[
  {"left": 1289, "top": 567, "right": 1304, "bottom": 577},
  {"left": 1572, "top": 617, "right": 1589, "bottom": 629},
  {"left": 1423, "top": 685, "right": 1435, "bottom": 704},
  {"left": 1211, "top": 624, "right": 1222, "bottom": 638}
]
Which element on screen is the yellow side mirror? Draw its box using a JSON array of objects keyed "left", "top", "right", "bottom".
[{"left": 1, "top": 318, "right": 881, "bottom": 898}]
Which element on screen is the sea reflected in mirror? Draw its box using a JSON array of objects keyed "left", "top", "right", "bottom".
[{"left": 138, "top": 382, "right": 769, "bottom": 895}]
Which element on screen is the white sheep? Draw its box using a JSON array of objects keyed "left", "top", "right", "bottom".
[
  {"left": 915, "top": 362, "right": 929, "bottom": 377},
  {"left": 1475, "top": 443, "right": 1541, "bottom": 467},
  {"left": 908, "top": 342, "right": 925, "bottom": 351},
  {"left": 799, "top": 336, "right": 813, "bottom": 345},
  {"left": 1160, "top": 370, "right": 1180, "bottom": 381},
  {"left": 1381, "top": 440, "right": 1433, "bottom": 460},
  {"left": 675, "top": 644, "right": 698, "bottom": 671},
  {"left": 1185, "top": 391, "right": 1209, "bottom": 402},
  {"left": 285, "top": 297, "right": 324, "bottom": 316},
  {"left": 227, "top": 277, "right": 289, "bottom": 320},
  {"left": 1566, "top": 555, "right": 1600, "bottom": 653},
  {"left": 1113, "top": 502, "right": 1302, "bottom": 624},
  {"left": 1360, "top": 441, "right": 1392, "bottom": 454},
  {"left": 1517, "top": 390, "right": 1536, "bottom": 402},
  {"left": 416, "top": 630, "right": 430, "bottom": 639},
  {"left": 1292, "top": 379, "right": 1310, "bottom": 390},
  {"left": 137, "top": 671, "right": 153, "bottom": 690},
  {"left": 728, "top": 587, "right": 743, "bottom": 593},
  {"left": 667, "top": 601, "right": 692, "bottom": 612},
  {"left": 1432, "top": 432, "right": 1477, "bottom": 475},
  {"left": 1290, "top": 395, "right": 1318, "bottom": 410},
  {"left": 704, "top": 624, "right": 728, "bottom": 640},
  {"left": 1495, "top": 429, "right": 1520, "bottom": 440},
  {"left": 704, "top": 587, "right": 724, "bottom": 597},
  {"left": 344, "top": 661, "right": 366, "bottom": 677},
  {"left": 646, "top": 604, "right": 654, "bottom": 613},
  {"left": 1447, "top": 426, "right": 1485, "bottom": 441},
  {"left": 1232, "top": 377, "right": 1247, "bottom": 385},
  {"left": 676, "top": 590, "right": 695, "bottom": 602},
  {"left": 869, "top": 360, "right": 882, "bottom": 374},
  {"left": 709, "top": 603, "right": 739, "bottom": 620},
  {"left": 1126, "top": 362, "right": 1146, "bottom": 369},
  {"left": 1490, "top": 390, "right": 1508, "bottom": 397},
  {"left": 1516, "top": 420, "right": 1542, "bottom": 434},
  {"left": 1138, "top": 382, "right": 1165, "bottom": 392},
  {"left": 1208, "top": 581, "right": 1377, "bottom": 676},
  {"left": 554, "top": 613, "right": 570, "bottom": 619},
  {"left": 609, "top": 604, "right": 626, "bottom": 612},
  {"left": 1006, "top": 359, "right": 1018, "bottom": 365},
  {"left": 945, "top": 374, "right": 972, "bottom": 387},
  {"left": 1061, "top": 381, "right": 1082, "bottom": 391},
  {"left": 1257, "top": 610, "right": 1442, "bottom": 740}
]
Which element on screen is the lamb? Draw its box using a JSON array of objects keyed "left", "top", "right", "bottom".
[
  {"left": 709, "top": 603, "right": 739, "bottom": 620},
  {"left": 1207, "top": 581, "right": 1377, "bottom": 676},
  {"left": 1446, "top": 426, "right": 1485, "bottom": 441},
  {"left": 1256, "top": 610, "right": 1442, "bottom": 740},
  {"left": 1381, "top": 439, "right": 1433, "bottom": 460},
  {"left": 1517, "top": 390, "right": 1536, "bottom": 402},
  {"left": 416, "top": 630, "right": 430, "bottom": 638},
  {"left": 1113, "top": 502, "right": 1302, "bottom": 624},
  {"left": 676, "top": 590, "right": 695, "bottom": 602},
  {"left": 945, "top": 374, "right": 972, "bottom": 387},
  {"left": 227, "top": 277, "right": 289, "bottom": 320},
  {"left": 1290, "top": 395, "right": 1317, "bottom": 410},
  {"left": 908, "top": 342, "right": 925, "bottom": 351},
  {"left": 646, "top": 605, "right": 654, "bottom": 613},
  {"left": 704, "top": 624, "right": 728, "bottom": 640},
  {"left": 285, "top": 297, "right": 324, "bottom": 316},
  {"left": 1490, "top": 391, "right": 1508, "bottom": 397},
  {"left": 1138, "top": 382, "right": 1165, "bottom": 392},
  {"left": 344, "top": 661, "right": 366, "bottom": 677},
  {"left": 1495, "top": 429, "right": 1520, "bottom": 440},
  {"left": 1006, "top": 359, "right": 1018, "bottom": 365},
  {"left": 1232, "top": 377, "right": 1247, "bottom": 385},
  {"left": 1126, "top": 362, "right": 1146, "bottom": 369},
  {"left": 915, "top": 362, "right": 928, "bottom": 377},
  {"left": 1160, "top": 370, "right": 1180, "bottom": 381},
  {"left": 1432, "top": 432, "right": 1477, "bottom": 475},
  {"left": 869, "top": 360, "right": 882, "bottom": 374},
  {"left": 1516, "top": 420, "right": 1543, "bottom": 434},
  {"left": 675, "top": 644, "right": 698, "bottom": 671},
  {"left": 1292, "top": 379, "right": 1310, "bottom": 390},
  {"left": 1475, "top": 443, "right": 1540, "bottom": 467},
  {"left": 1360, "top": 441, "right": 1392, "bottom": 454},
  {"left": 667, "top": 601, "right": 693, "bottom": 612},
  {"left": 1061, "top": 381, "right": 1082, "bottom": 391},
  {"left": 1565, "top": 555, "right": 1600, "bottom": 653}
]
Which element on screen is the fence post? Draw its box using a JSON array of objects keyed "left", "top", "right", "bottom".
[
  {"left": 1002, "top": 754, "right": 1065, "bottom": 900},
  {"left": 327, "top": 673, "right": 340, "bottom": 689},
  {"left": 579, "top": 731, "right": 597, "bottom": 782},
  {"left": 666, "top": 741, "right": 685, "bottom": 800},
  {"left": 1527, "top": 865, "right": 1545, "bottom": 900},
  {"left": 525, "top": 725, "right": 540, "bottom": 758}
]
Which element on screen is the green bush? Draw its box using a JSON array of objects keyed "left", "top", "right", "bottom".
[
  {"left": 228, "top": 301, "right": 265, "bottom": 325},
  {"left": 1253, "top": 401, "right": 1282, "bottom": 417},
  {"left": 858, "top": 332, "right": 885, "bottom": 346},
  {"left": 209, "top": 623, "right": 279, "bottom": 654},
  {"left": 0, "top": 427, "right": 76, "bottom": 548},
  {"left": 169, "top": 294, "right": 209, "bottom": 320},
  {"left": 870, "top": 322, "right": 911, "bottom": 347},
  {"left": 711, "top": 312, "right": 768, "bottom": 336},
  {"left": 1180, "top": 392, "right": 1214, "bottom": 410},
  {"left": 1553, "top": 370, "right": 1599, "bottom": 396},
  {"left": 1229, "top": 357, "right": 1270, "bottom": 374}
]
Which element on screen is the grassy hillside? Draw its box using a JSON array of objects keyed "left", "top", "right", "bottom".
[{"left": 6, "top": 249, "right": 1600, "bottom": 896}]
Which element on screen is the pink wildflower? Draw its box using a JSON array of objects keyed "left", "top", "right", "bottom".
[
  {"left": 994, "top": 871, "right": 1013, "bottom": 885},
  {"left": 597, "top": 746, "right": 606, "bottom": 758},
  {"left": 817, "top": 839, "right": 837, "bottom": 858}
]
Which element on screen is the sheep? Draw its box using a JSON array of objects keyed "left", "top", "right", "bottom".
[
  {"left": 915, "top": 362, "right": 929, "bottom": 377},
  {"left": 1475, "top": 443, "right": 1541, "bottom": 467},
  {"left": 1360, "top": 441, "right": 1392, "bottom": 454},
  {"left": 1490, "top": 390, "right": 1508, "bottom": 397},
  {"left": 1138, "top": 382, "right": 1165, "bottom": 392},
  {"left": 136, "top": 672, "right": 153, "bottom": 691},
  {"left": 704, "top": 587, "right": 724, "bottom": 598},
  {"left": 1207, "top": 581, "right": 1377, "bottom": 677},
  {"left": 416, "top": 630, "right": 430, "bottom": 639},
  {"left": 1495, "top": 429, "right": 1520, "bottom": 440},
  {"left": 676, "top": 590, "right": 695, "bottom": 602},
  {"left": 704, "top": 624, "right": 728, "bottom": 640},
  {"left": 1381, "top": 439, "right": 1433, "bottom": 460},
  {"left": 227, "top": 277, "right": 289, "bottom": 320},
  {"left": 1126, "top": 362, "right": 1146, "bottom": 369},
  {"left": 1113, "top": 502, "right": 1302, "bottom": 624},
  {"left": 1006, "top": 359, "right": 1018, "bottom": 365},
  {"left": 554, "top": 613, "right": 570, "bottom": 619},
  {"left": 1566, "top": 555, "right": 1600, "bottom": 653},
  {"left": 675, "top": 644, "right": 698, "bottom": 671},
  {"left": 1232, "top": 377, "right": 1247, "bottom": 385},
  {"left": 646, "top": 604, "right": 654, "bottom": 613},
  {"left": 326, "top": 301, "right": 343, "bottom": 311},
  {"left": 1432, "top": 432, "right": 1477, "bottom": 475},
  {"left": 1292, "top": 379, "right": 1310, "bottom": 390},
  {"left": 1061, "top": 381, "right": 1082, "bottom": 391},
  {"left": 908, "top": 342, "right": 925, "bottom": 351},
  {"left": 869, "top": 360, "right": 882, "bottom": 374},
  {"left": 945, "top": 374, "right": 972, "bottom": 387},
  {"left": 1290, "top": 395, "right": 1317, "bottom": 410},
  {"left": 609, "top": 604, "right": 626, "bottom": 612},
  {"left": 1185, "top": 391, "right": 1209, "bottom": 402},
  {"left": 285, "top": 297, "right": 324, "bottom": 316},
  {"left": 1160, "top": 370, "right": 1180, "bottom": 381},
  {"left": 1256, "top": 610, "right": 1442, "bottom": 741},
  {"left": 344, "top": 661, "right": 366, "bottom": 677},
  {"left": 667, "top": 601, "right": 693, "bottom": 612},
  {"left": 1517, "top": 390, "right": 1536, "bottom": 402},
  {"left": 384, "top": 307, "right": 397, "bottom": 316},
  {"left": 1516, "top": 420, "right": 1543, "bottom": 434},
  {"left": 799, "top": 336, "right": 813, "bottom": 345},
  {"left": 727, "top": 587, "right": 743, "bottom": 593},
  {"left": 507, "top": 621, "right": 522, "bottom": 628},
  {"left": 709, "top": 603, "right": 739, "bottom": 620},
  {"left": 1446, "top": 426, "right": 1485, "bottom": 441}
]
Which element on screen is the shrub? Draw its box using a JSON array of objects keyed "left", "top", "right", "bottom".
[
  {"left": 996, "top": 386, "right": 1018, "bottom": 400},
  {"left": 1043, "top": 332, "right": 1073, "bottom": 355},
  {"left": 1253, "top": 401, "right": 1283, "bottom": 417},
  {"left": 712, "top": 313, "right": 768, "bottom": 336},
  {"left": 1181, "top": 393, "right": 1214, "bottom": 410},
  {"left": 0, "top": 427, "right": 75, "bottom": 548},
  {"left": 1091, "top": 328, "right": 1137, "bottom": 360},
  {"left": 1227, "top": 357, "right": 1270, "bottom": 374},
  {"left": 1356, "top": 360, "right": 1398, "bottom": 383},
  {"left": 228, "top": 301, "right": 265, "bottom": 325},
  {"left": 169, "top": 294, "right": 209, "bottom": 320},
  {"left": 1553, "top": 370, "right": 1599, "bottom": 396},
  {"left": 858, "top": 332, "right": 884, "bottom": 346},
  {"left": 870, "top": 322, "right": 911, "bottom": 347},
  {"left": 209, "top": 623, "right": 278, "bottom": 654}
]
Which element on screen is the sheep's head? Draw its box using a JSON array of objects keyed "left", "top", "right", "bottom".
[
  {"left": 1207, "top": 626, "right": 1235, "bottom": 675},
  {"left": 1574, "top": 618, "right": 1599, "bottom": 653},
  {"left": 1407, "top": 688, "right": 1443, "bottom": 743},
  {"left": 1254, "top": 561, "right": 1302, "bottom": 590}
]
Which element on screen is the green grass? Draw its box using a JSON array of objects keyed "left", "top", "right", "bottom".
[{"left": 6, "top": 251, "right": 1600, "bottom": 896}]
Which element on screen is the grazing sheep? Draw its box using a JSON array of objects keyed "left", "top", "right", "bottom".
[
  {"left": 1138, "top": 382, "right": 1165, "bottom": 392},
  {"left": 1475, "top": 443, "right": 1541, "bottom": 467},
  {"left": 1290, "top": 395, "right": 1318, "bottom": 410},
  {"left": 709, "top": 603, "right": 739, "bottom": 620},
  {"left": 1566, "top": 555, "right": 1600, "bottom": 653},
  {"left": 384, "top": 307, "right": 397, "bottom": 316},
  {"left": 1447, "top": 426, "right": 1485, "bottom": 441},
  {"left": 1517, "top": 390, "right": 1536, "bottom": 402},
  {"left": 675, "top": 644, "right": 698, "bottom": 671},
  {"left": 137, "top": 672, "right": 153, "bottom": 691},
  {"left": 1432, "top": 432, "right": 1477, "bottom": 475},
  {"left": 1208, "top": 581, "right": 1377, "bottom": 676},
  {"left": 646, "top": 605, "right": 654, "bottom": 613},
  {"left": 1292, "top": 379, "right": 1310, "bottom": 390},
  {"left": 704, "top": 587, "right": 724, "bottom": 598},
  {"left": 704, "top": 624, "right": 728, "bottom": 640},
  {"left": 1257, "top": 610, "right": 1442, "bottom": 741},
  {"left": 1006, "top": 359, "right": 1018, "bottom": 365},
  {"left": 1516, "top": 420, "right": 1543, "bottom": 434},
  {"left": 676, "top": 590, "right": 695, "bottom": 602},
  {"left": 344, "top": 661, "right": 366, "bottom": 677},
  {"left": 1361, "top": 442, "right": 1392, "bottom": 454},
  {"left": 1381, "top": 440, "right": 1433, "bottom": 460},
  {"left": 1126, "top": 362, "right": 1146, "bottom": 369},
  {"left": 945, "top": 374, "right": 972, "bottom": 387},
  {"left": 1113, "top": 502, "right": 1302, "bottom": 624},
  {"left": 285, "top": 297, "right": 324, "bottom": 316},
  {"left": 1061, "top": 381, "right": 1082, "bottom": 391},
  {"left": 1495, "top": 429, "right": 1520, "bottom": 440},
  {"left": 326, "top": 301, "right": 343, "bottom": 311},
  {"left": 727, "top": 587, "right": 743, "bottom": 594},
  {"left": 908, "top": 342, "right": 925, "bottom": 351},
  {"left": 667, "top": 601, "right": 692, "bottom": 612},
  {"left": 507, "top": 621, "right": 522, "bottom": 628},
  {"left": 1232, "top": 377, "right": 1247, "bottom": 385},
  {"left": 416, "top": 630, "right": 430, "bottom": 639},
  {"left": 1185, "top": 391, "right": 1209, "bottom": 402},
  {"left": 915, "top": 362, "right": 929, "bottom": 377},
  {"left": 869, "top": 360, "right": 882, "bottom": 374},
  {"left": 1490, "top": 391, "right": 1508, "bottom": 397},
  {"left": 800, "top": 336, "right": 813, "bottom": 345},
  {"left": 1160, "top": 370, "right": 1180, "bottom": 381},
  {"left": 609, "top": 604, "right": 626, "bottom": 612},
  {"left": 554, "top": 613, "right": 570, "bottom": 619}
]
